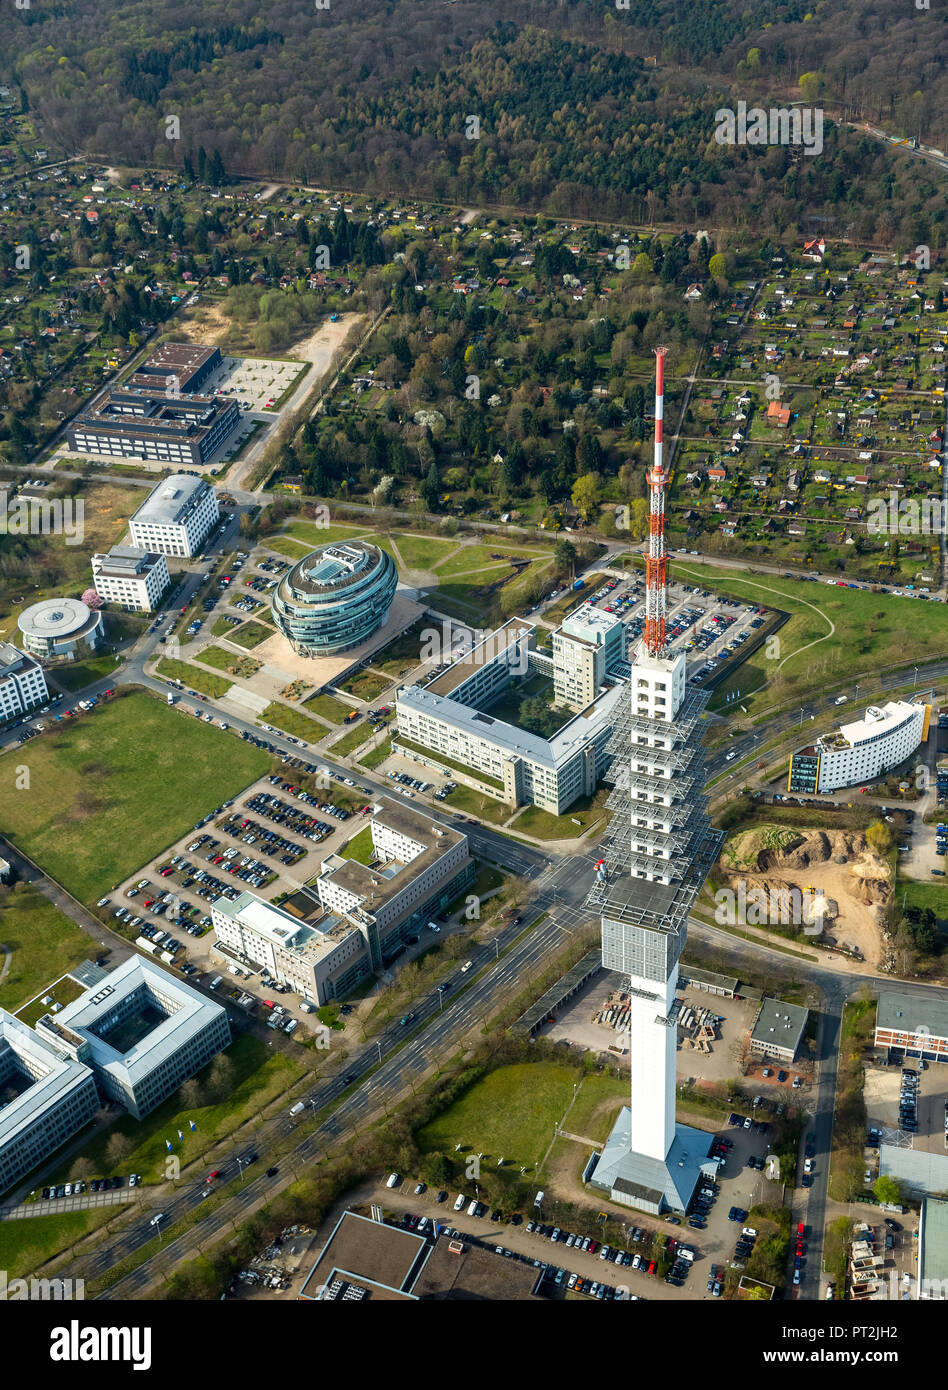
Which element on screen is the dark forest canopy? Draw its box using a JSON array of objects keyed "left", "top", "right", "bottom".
[{"left": 4, "top": 0, "right": 946, "bottom": 233}]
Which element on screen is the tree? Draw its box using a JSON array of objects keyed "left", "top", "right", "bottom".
[
  {"left": 571, "top": 472, "right": 601, "bottom": 522},
  {"left": 207, "top": 1054, "right": 236, "bottom": 1104},
  {"left": 179, "top": 1077, "right": 205, "bottom": 1111},
  {"left": 799, "top": 72, "right": 823, "bottom": 103},
  {"left": 873, "top": 1175, "right": 903, "bottom": 1206},
  {"left": 709, "top": 253, "right": 729, "bottom": 285},
  {"left": 106, "top": 1132, "right": 133, "bottom": 1170},
  {"left": 865, "top": 820, "right": 892, "bottom": 855},
  {"left": 553, "top": 539, "right": 577, "bottom": 576}
]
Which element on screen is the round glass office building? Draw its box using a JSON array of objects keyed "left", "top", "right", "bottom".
[{"left": 271, "top": 541, "right": 398, "bottom": 656}]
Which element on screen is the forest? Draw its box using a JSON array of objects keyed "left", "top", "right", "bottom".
[{"left": 4, "top": 0, "right": 946, "bottom": 236}]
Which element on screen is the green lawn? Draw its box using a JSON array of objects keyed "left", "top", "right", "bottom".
[
  {"left": 391, "top": 532, "right": 459, "bottom": 570},
  {"left": 48, "top": 655, "right": 121, "bottom": 692},
  {"left": 284, "top": 521, "right": 369, "bottom": 546},
  {"left": 672, "top": 559, "right": 948, "bottom": 717},
  {"left": 443, "top": 782, "right": 511, "bottom": 824},
  {"left": 230, "top": 621, "right": 274, "bottom": 650},
  {"left": 302, "top": 692, "right": 351, "bottom": 723},
  {"left": 195, "top": 646, "right": 262, "bottom": 678},
  {"left": 338, "top": 824, "right": 375, "bottom": 864},
  {"left": 261, "top": 536, "right": 311, "bottom": 562},
  {"left": 898, "top": 877, "right": 948, "bottom": 924},
  {"left": 0, "top": 1207, "right": 116, "bottom": 1281},
  {"left": 337, "top": 669, "right": 393, "bottom": 703},
  {"left": 0, "top": 692, "right": 269, "bottom": 903},
  {"left": 509, "top": 792, "right": 606, "bottom": 841},
  {"left": 416, "top": 1062, "right": 579, "bottom": 1167},
  {"left": 49, "top": 1034, "right": 301, "bottom": 1187},
  {"left": 155, "top": 657, "right": 233, "bottom": 698},
  {"left": 329, "top": 720, "right": 381, "bottom": 757},
  {"left": 211, "top": 616, "right": 242, "bottom": 637},
  {"left": 15, "top": 976, "right": 85, "bottom": 1028},
  {"left": 359, "top": 735, "right": 392, "bottom": 769},
  {"left": 0, "top": 886, "right": 95, "bottom": 1013},
  {"left": 372, "top": 620, "right": 429, "bottom": 678},
  {"left": 433, "top": 543, "right": 536, "bottom": 577},
  {"left": 260, "top": 701, "right": 327, "bottom": 741}
]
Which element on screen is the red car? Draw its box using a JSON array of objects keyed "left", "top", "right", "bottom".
[
  {"left": 647, "top": 1260, "right": 656, "bottom": 1275},
  {"left": 263, "top": 1000, "right": 275, "bottom": 1009},
  {"left": 206, "top": 1170, "right": 221, "bottom": 1184},
  {"left": 798, "top": 1222, "right": 805, "bottom": 1236},
  {"left": 143, "top": 899, "right": 154, "bottom": 908},
  {"left": 104, "top": 689, "right": 113, "bottom": 697},
  {"left": 160, "top": 867, "right": 173, "bottom": 876}
]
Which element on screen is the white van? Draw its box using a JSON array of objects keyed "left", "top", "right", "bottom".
[
  {"left": 386, "top": 1172, "right": 400, "bottom": 1189},
  {"left": 453, "top": 1192, "right": 467, "bottom": 1211},
  {"left": 208, "top": 975, "right": 222, "bottom": 991},
  {"left": 289, "top": 1101, "right": 305, "bottom": 1116}
]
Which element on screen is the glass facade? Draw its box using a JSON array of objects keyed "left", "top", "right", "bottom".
[{"left": 271, "top": 543, "right": 397, "bottom": 655}]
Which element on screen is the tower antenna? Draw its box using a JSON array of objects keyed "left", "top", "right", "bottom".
[{"left": 644, "top": 346, "right": 668, "bottom": 659}]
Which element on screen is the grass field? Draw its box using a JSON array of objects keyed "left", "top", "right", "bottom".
[
  {"left": 49, "top": 1034, "right": 301, "bottom": 1188},
  {"left": 230, "top": 621, "right": 274, "bottom": 650},
  {"left": 48, "top": 655, "right": 121, "bottom": 692},
  {"left": 0, "top": 886, "right": 95, "bottom": 1013},
  {"left": 0, "top": 692, "right": 269, "bottom": 903},
  {"left": 195, "top": 646, "right": 261, "bottom": 678},
  {"left": 372, "top": 620, "right": 428, "bottom": 677},
  {"left": 260, "top": 701, "right": 327, "bottom": 741},
  {"left": 329, "top": 720, "right": 381, "bottom": 757},
  {"left": 416, "top": 1062, "right": 579, "bottom": 1167},
  {"left": 155, "top": 657, "right": 233, "bottom": 698},
  {"left": 565, "top": 1073, "right": 628, "bottom": 1143},
  {"left": 302, "top": 692, "right": 351, "bottom": 723},
  {"left": 337, "top": 668, "right": 393, "bottom": 703},
  {"left": 261, "top": 536, "right": 311, "bottom": 562},
  {"left": 391, "top": 532, "right": 458, "bottom": 570},
  {"left": 509, "top": 792, "right": 606, "bottom": 841},
  {"left": 284, "top": 521, "right": 369, "bottom": 546},
  {"left": 672, "top": 560, "right": 948, "bottom": 717},
  {"left": 211, "top": 616, "right": 241, "bottom": 637},
  {"left": 338, "top": 824, "right": 375, "bottom": 863},
  {"left": 433, "top": 543, "right": 534, "bottom": 577},
  {"left": 443, "top": 782, "right": 510, "bottom": 824},
  {"left": 898, "top": 877, "right": 948, "bottom": 923},
  {"left": 0, "top": 1207, "right": 115, "bottom": 1281},
  {"left": 359, "top": 735, "right": 392, "bottom": 769}
]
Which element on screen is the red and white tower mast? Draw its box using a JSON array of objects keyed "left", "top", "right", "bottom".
[{"left": 644, "top": 346, "right": 668, "bottom": 658}]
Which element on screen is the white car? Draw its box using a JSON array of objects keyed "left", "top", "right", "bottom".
[
  {"left": 804, "top": 1158, "right": 814, "bottom": 1174},
  {"left": 725, "top": 750, "right": 738, "bottom": 761}
]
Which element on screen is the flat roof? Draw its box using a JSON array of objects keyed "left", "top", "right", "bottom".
[
  {"left": 0, "top": 641, "right": 39, "bottom": 678},
  {"left": 426, "top": 617, "right": 535, "bottom": 697},
  {"left": 398, "top": 679, "right": 625, "bottom": 770},
  {"left": 18, "top": 596, "right": 96, "bottom": 640},
  {"left": 876, "top": 989, "right": 948, "bottom": 1042},
  {"left": 319, "top": 797, "right": 467, "bottom": 913},
  {"left": 821, "top": 700, "right": 923, "bottom": 751},
  {"left": 93, "top": 545, "right": 164, "bottom": 578},
  {"left": 0, "top": 1009, "right": 94, "bottom": 1152},
  {"left": 920, "top": 1197, "right": 948, "bottom": 1289},
  {"left": 298, "top": 1211, "right": 428, "bottom": 1299},
  {"left": 130, "top": 474, "right": 216, "bottom": 527},
  {"left": 50, "top": 955, "right": 227, "bottom": 1086},
  {"left": 411, "top": 1236, "right": 543, "bottom": 1300},
  {"left": 750, "top": 998, "right": 808, "bottom": 1051}
]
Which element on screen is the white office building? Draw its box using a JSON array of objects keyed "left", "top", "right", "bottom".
[
  {"left": 37, "top": 956, "right": 230, "bottom": 1121},
  {"left": 91, "top": 545, "right": 170, "bottom": 612},
  {"left": 553, "top": 608, "right": 625, "bottom": 710},
  {"left": 211, "top": 892, "right": 371, "bottom": 1006},
  {"left": 0, "top": 643, "right": 48, "bottom": 721},
  {"left": 17, "top": 597, "right": 104, "bottom": 660},
  {"left": 128, "top": 475, "right": 219, "bottom": 558},
  {"left": 395, "top": 619, "right": 625, "bottom": 814},
  {"left": 789, "top": 700, "right": 928, "bottom": 793},
  {"left": 0, "top": 1010, "right": 99, "bottom": 1194}
]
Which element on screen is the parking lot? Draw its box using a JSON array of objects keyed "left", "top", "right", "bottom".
[
  {"left": 202, "top": 353, "right": 306, "bottom": 414},
  {"left": 866, "top": 1060, "right": 948, "bottom": 1154},
  {"left": 556, "top": 575, "right": 765, "bottom": 685},
  {"left": 102, "top": 767, "right": 370, "bottom": 1006}
]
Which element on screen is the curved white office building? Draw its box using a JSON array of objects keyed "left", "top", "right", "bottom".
[
  {"left": 789, "top": 700, "right": 928, "bottom": 793},
  {"left": 18, "top": 596, "right": 104, "bottom": 659},
  {"left": 271, "top": 541, "right": 397, "bottom": 656}
]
